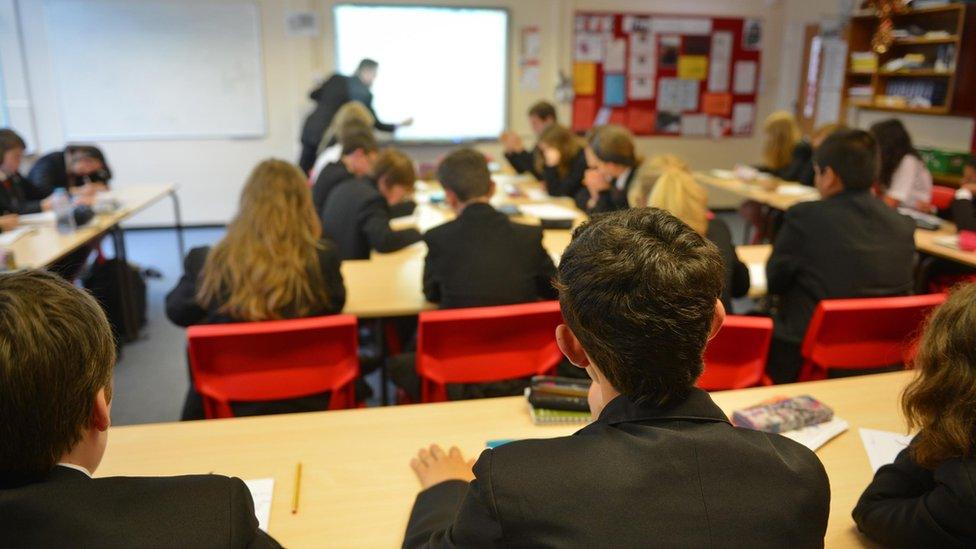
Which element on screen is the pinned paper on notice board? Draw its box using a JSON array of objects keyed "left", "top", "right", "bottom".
[
  {"left": 604, "top": 74, "right": 626, "bottom": 106},
  {"left": 573, "top": 97, "right": 598, "bottom": 131},
  {"left": 677, "top": 55, "right": 708, "bottom": 80},
  {"left": 574, "top": 34, "right": 604, "bottom": 62},
  {"left": 702, "top": 92, "right": 733, "bottom": 116},
  {"left": 626, "top": 106, "right": 656, "bottom": 134},
  {"left": 604, "top": 39, "right": 627, "bottom": 73},
  {"left": 629, "top": 74, "right": 654, "bottom": 100},
  {"left": 732, "top": 103, "right": 755, "bottom": 134},
  {"left": 733, "top": 61, "right": 758, "bottom": 94},
  {"left": 680, "top": 113, "right": 709, "bottom": 137},
  {"left": 708, "top": 31, "right": 733, "bottom": 93},
  {"left": 573, "top": 62, "right": 597, "bottom": 95},
  {"left": 658, "top": 78, "right": 700, "bottom": 112},
  {"left": 629, "top": 33, "right": 656, "bottom": 76}
]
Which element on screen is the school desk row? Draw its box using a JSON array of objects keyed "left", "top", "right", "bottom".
[{"left": 97, "top": 369, "right": 913, "bottom": 548}]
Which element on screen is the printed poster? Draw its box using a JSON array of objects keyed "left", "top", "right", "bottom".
[
  {"left": 604, "top": 39, "right": 627, "bottom": 73},
  {"left": 629, "top": 74, "right": 654, "bottom": 100},
  {"left": 733, "top": 61, "right": 758, "bottom": 94},
  {"left": 732, "top": 103, "right": 755, "bottom": 134},
  {"left": 574, "top": 33, "right": 604, "bottom": 62},
  {"left": 708, "top": 31, "right": 733, "bottom": 93},
  {"left": 629, "top": 32, "right": 656, "bottom": 76},
  {"left": 657, "top": 78, "right": 700, "bottom": 112},
  {"left": 677, "top": 56, "right": 708, "bottom": 80}
]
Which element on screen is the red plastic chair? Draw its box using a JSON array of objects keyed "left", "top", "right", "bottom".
[
  {"left": 931, "top": 185, "right": 957, "bottom": 211},
  {"left": 698, "top": 315, "right": 774, "bottom": 390},
  {"left": 798, "top": 294, "right": 946, "bottom": 381},
  {"left": 187, "top": 315, "right": 360, "bottom": 419},
  {"left": 416, "top": 301, "right": 564, "bottom": 402}
]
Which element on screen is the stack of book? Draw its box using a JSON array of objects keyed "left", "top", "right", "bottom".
[
  {"left": 850, "top": 51, "right": 878, "bottom": 73},
  {"left": 526, "top": 376, "right": 592, "bottom": 425}
]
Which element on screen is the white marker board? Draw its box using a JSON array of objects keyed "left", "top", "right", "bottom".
[{"left": 44, "top": 0, "right": 267, "bottom": 140}]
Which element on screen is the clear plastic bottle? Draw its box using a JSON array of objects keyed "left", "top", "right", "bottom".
[{"left": 51, "top": 188, "right": 76, "bottom": 234}]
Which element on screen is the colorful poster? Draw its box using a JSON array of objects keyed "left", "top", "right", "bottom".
[
  {"left": 677, "top": 55, "right": 708, "bottom": 80},
  {"left": 604, "top": 39, "right": 626, "bottom": 73},
  {"left": 573, "top": 62, "right": 597, "bottom": 95},
  {"left": 702, "top": 92, "right": 733, "bottom": 116},
  {"left": 574, "top": 33, "right": 604, "bottom": 62},
  {"left": 629, "top": 74, "right": 654, "bottom": 100},
  {"left": 708, "top": 31, "right": 733, "bottom": 93},
  {"left": 604, "top": 74, "right": 626, "bottom": 106},
  {"left": 657, "top": 78, "right": 700, "bottom": 112}
]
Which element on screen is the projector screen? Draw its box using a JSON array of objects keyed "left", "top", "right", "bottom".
[{"left": 334, "top": 4, "right": 508, "bottom": 142}]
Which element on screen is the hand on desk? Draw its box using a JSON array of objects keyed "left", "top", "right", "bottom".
[
  {"left": 499, "top": 131, "right": 524, "bottom": 154},
  {"left": 0, "top": 213, "right": 19, "bottom": 231},
  {"left": 410, "top": 444, "right": 475, "bottom": 490}
]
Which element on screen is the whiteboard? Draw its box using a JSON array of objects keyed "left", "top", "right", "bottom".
[
  {"left": 44, "top": 0, "right": 267, "bottom": 140},
  {"left": 334, "top": 5, "right": 508, "bottom": 142}
]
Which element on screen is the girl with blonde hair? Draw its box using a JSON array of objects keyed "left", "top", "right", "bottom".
[
  {"left": 166, "top": 158, "right": 346, "bottom": 418},
  {"left": 632, "top": 155, "right": 750, "bottom": 312},
  {"left": 309, "top": 101, "right": 376, "bottom": 181},
  {"left": 759, "top": 111, "right": 813, "bottom": 186}
]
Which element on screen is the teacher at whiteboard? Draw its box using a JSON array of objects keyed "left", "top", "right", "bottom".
[{"left": 298, "top": 58, "right": 412, "bottom": 174}]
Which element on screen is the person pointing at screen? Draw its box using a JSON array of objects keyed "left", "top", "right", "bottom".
[{"left": 299, "top": 59, "right": 413, "bottom": 173}]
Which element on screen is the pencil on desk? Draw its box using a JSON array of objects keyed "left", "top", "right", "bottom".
[{"left": 291, "top": 462, "right": 302, "bottom": 514}]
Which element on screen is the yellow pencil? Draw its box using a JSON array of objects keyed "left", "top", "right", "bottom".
[{"left": 291, "top": 462, "right": 302, "bottom": 514}]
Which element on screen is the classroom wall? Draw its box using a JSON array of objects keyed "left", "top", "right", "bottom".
[{"left": 5, "top": 0, "right": 974, "bottom": 226}]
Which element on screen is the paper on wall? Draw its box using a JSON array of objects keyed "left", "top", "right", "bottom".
[
  {"left": 573, "top": 62, "right": 597, "bottom": 95},
  {"left": 604, "top": 74, "right": 626, "bottom": 106},
  {"left": 733, "top": 61, "right": 758, "bottom": 94},
  {"left": 629, "top": 32, "right": 656, "bottom": 76},
  {"left": 574, "top": 33, "right": 604, "bottom": 62},
  {"left": 604, "top": 38, "right": 626, "bottom": 73},
  {"left": 519, "top": 64, "right": 541, "bottom": 91},
  {"left": 657, "top": 78, "right": 699, "bottom": 112},
  {"left": 702, "top": 92, "right": 733, "bottom": 116},
  {"left": 680, "top": 113, "right": 708, "bottom": 137},
  {"left": 244, "top": 478, "right": 274, "bottom": 532},
  {"left": 859, "top": 428, "right": 914, "bottom": 472},
  {"left": 708, "top": 31, "right": 733, "bottom": 92},
  {"left": 732, "top": 103, "right": 755, "bottom": 134},
  {"left": 709, "top": 116, "right": 730, "bottom": 139},
  {"left": 652, "top": 18, "right": 711, "bottom": 35},
  {"left": 677, "top": 55, "right": 708, "bottom": 80},
  {"left": 629, "top": 74, "right": 654, "bottom": 100}
]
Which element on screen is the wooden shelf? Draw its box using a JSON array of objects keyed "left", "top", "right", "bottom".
[
  {"left": 847, "top": 70, "right": 876, "bottom": 76},
  {"left": 855, "top": 103, "right": 951, "bottom": 115},
  {"left": 877, "top": 69, "right": 954, "bottom": 77},
  {"left": 853, "top": 4, "right": 964, "bottom": 19},
  {"left": 893, "top": 36, "right": 959, "bottom": 45}
]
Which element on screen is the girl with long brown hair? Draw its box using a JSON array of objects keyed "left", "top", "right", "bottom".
[
  {"left": 535, "top": 124, "right": 587, "bottom": 198},
  {"left": 165, "top": 158, "right": 346, "bottom": 418},
  {"left": 853, "top": 283, "right": 976, "bottom": 546}
]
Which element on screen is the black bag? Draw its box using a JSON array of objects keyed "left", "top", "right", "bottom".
[{"left": 83, "top": 257, "right": 147, "bottom": 344}]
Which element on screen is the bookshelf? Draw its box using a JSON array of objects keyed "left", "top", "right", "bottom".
[{"left": 842, "top": 3, "right": 976, "bottom": 118}]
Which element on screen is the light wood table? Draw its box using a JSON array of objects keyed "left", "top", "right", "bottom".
[
  {"left": 695, "top": 171, "right": 820, "bottom": 211},
  {"left": 914, "top": 223, "right": 976, "bottom": 268},
  {"left": 97, "top": 371, "right": 912, "bottom": 548},
  {"left": 7, "top": 184, "right": 177, "bottom": 268}
]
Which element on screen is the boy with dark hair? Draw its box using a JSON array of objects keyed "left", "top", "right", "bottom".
[
  {"left": 0, "top": 270, "right": 280, "bottom": 548},
  {"left": 312, "top": 127, "right": 379, "bottom": 214},
  {"left": 500, "top": 100, "right": 557, "bottom": 178},
  {"left": 402, "top": 208, "right": 830, "bottom": 547},
  {"left": 320, "top": 146, "right": 422, "bottom": 260},
  {"left": 0, "top": 128, "right": 49, "bottom": 232},
  {"left": 766, "top": 129, "right": 916, "bottom": 383},
  {"left": 951, "top": 157, "right": 976, "bottom": 231}
]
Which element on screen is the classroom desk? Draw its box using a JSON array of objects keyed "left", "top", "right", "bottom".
[
  {"left": 914, "top": 224, "right": 976, "bottom": 268},
  {"left": 694, "top": 171, "right": 819, "bottom": 211},
  {"left": 97, "top": 370, "right": 912, "bottom": 548},
  {"left": 6, "top": 184, "right": 177, "bottom": 268}
]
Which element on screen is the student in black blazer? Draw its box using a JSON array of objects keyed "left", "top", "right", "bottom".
[
  {"left": 0, "top": 129, "right": 47, "bottom": 232},
  {"left": 28, "top": 144, "right": 112, "bottom": 197},
  {"left": 0, "top": 270, "right": 281, "bottom": 548},
  {"left": 576, "top": 124, "right": 652, "bottom": 214},
  {"left": 166, "top": 159, "right": 346, "bottom": 419},
  {"left": 500, "top": 101, "right": 556, "bottom": 179},
  {"left": 402, "top": 208, "right": 830, "bottom": 547},
  {"left": 320, "top": 148, "right": 422, "bottom": 260},
  {"left": 536, "top": 123, "right": 586, "bottom": 198},
  {"left": 312, "top": 127, "right": 378, "bottom": 215},
  {"left": 766, "top": 130, "right": 916, "bottom": 383},
  {"left": 853, "top": 284, "right": 976, "bottom": 548}
]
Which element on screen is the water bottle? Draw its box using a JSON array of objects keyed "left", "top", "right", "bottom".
[{"left": 52, "top": 188, "right": 76, "bottom": 234}]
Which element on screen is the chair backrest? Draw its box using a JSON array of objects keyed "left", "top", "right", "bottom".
[
  {"left": 931, "top": 185, "right": 956, "bottom": 211},
  {"left": 698, "top": 315, "right": 773, "bottom": 390},
  {"left": 187, "top": 314, "right": 359, "bottom": 418},
  {"left": 416, "top": 301, "right": 564, "bottom": 402},
  {"left": 800, "top": 294, "right": 946, "bottom": 376}
]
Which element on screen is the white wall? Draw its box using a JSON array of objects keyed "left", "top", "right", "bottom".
[{"left": 4, "top": 0, "right": 973, "bottom": 226}]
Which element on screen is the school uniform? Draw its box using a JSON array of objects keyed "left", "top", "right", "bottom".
[
  {"left": 165, "top": 243, "right": 346, "bottom": 419},
  {"left": 27, "top": 149, "right": 111, "bottom": 196},
  {"left": 504, "top": 147, "right": 542, "bottom": 180},
  {"left": 886, "top": 155, "right": 933, "bottom": 210},
  {"left": 950, "top": 189, "right": 976, "bottom": 232},
  {"left": 404, "top": 388, "right": 830, "bottom": 548},
  {"left": 707, "top": 218, "right": 750, "bottom": 313},
  {"left": 320, "top": 178, "right": 422, "bottom": 260},
  {"left": 541, "top": 149, "right": 586, "bottom": 198},
  {"left": 0, "top": 465, "right": 281, "bottom": 548},
  {"left": 853, "top": 445, "right": 976, "bottom": 548},
  {"left": 760, "top": 141, "right": 814, "bottom": 186},
  {"left": 765, "top": 188, "right": 916, "bottom": 383},
  {"left": 0, "top": 171, "right": 45, "bottom": 215},
  {"left": 575, "top": 167, "right": 636, "bottom": 214},
  {"left": 311, "top": 161, "right": 354, "bottom": 215}
]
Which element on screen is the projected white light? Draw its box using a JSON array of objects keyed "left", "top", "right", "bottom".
[{"left": 334, "top": 5, "right": 508, "bottom": 142}]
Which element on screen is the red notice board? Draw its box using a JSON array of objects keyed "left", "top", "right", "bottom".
[{"left": 572, "top": 12, "right": 763, "bottom": 138}]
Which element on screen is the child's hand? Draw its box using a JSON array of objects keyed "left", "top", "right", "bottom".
[
  {"left": 410, "top": 444, "right": 475, "bottom": 490},
  {"left": 542, "top": 146, "right": 561, "bottom": 167},
  {"left": 583, "top": 168, "right": 609, "bottom": 193},
  {"left": 0, "top": 214, "right": 18, "bottom": 231}
]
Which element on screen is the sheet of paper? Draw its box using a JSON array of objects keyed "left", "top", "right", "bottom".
[
  {"left": 603, "top": 74, "right": 626, "bottom": 106},
  {"left": 518, "top": 203, "right": 580, "bottom": 221},
  {"left": 680, "top": 114, "right": 708, "bottom": 137},
  {"left": 652, "top": 18, "right": 712, "bottom": 35},
  {"left": 732, "top": 103, "right": 755, "bottom": 135},
  {"left": 519, "top": 64, "right": 540, "bottom": 91},
  {"left": 708, "top": 31, "right": 733, "bottom": 92},
  {"left": 0, "top": 227, "right": 36, "bottom": 247},
  {"left": 709, "top": 117, "right": 730, "bottom": 139},
  {"left": 629, "top": 74, "right": 654, "bottom": 100},
  {"left": 781, "top": 418, "right": 849, "bottom": 452},
  {"left": 934, "top": 234, "right": 960, "bottom": 249},
  {"left": 658, "top": 35, "right": 680, "bottom": 69},
  {"left": 244, "top": 478, "right": 274, "bottom": 532},
  {"left": 747, "top": 262, "right": 766, "bottom": 294},
  {"left": 629, "top": 32, "right": 655, "bottom": 76},
  {"left": 733, "top": 61, "right": 758, "bottom": 94},
  {"left": 604, "top": 38, "right": 626, "bottom": 73},
  {"left": 572, "top": 97, "right": 598, "bottom": 131},
  {"left": 626, "top": 106, "right": 655, "bottom": 134},
  {"left": 678, "top": 55, "right": 708, "bottom": 80},
  {"left": 593, "top": 106, "right": 612, "bottom": 126},
  {"left": 574, "top": 34, "right": 604, "bottom": 63},
  {"left": 702, "top": 92, "right": 732, "bottom": 116},
  {"left": 860, "top": 428, "right": 914, "bottom": 472},
  {"left": 742, "top": 19, "right": 762, "bottom": 51},
  {"left": 657, "top": 78, "right": 699, "bottom": 112},
  {"left": 573, "top": 62, "right": 597, "bottom": 95},
  {"left": 17, "top": 211, "right": 57, "bottom": 227}
]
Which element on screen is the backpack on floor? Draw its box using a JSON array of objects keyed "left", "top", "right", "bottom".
[{"left": 82, "top": 256, "right": 147, "bottom": 345}]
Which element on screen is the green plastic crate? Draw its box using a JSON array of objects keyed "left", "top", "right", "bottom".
[{"left": 918, "top": 147, "right": 971, "bottom": 177}]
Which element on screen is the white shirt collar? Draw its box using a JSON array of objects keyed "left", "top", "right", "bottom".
[
  {"left": 615, "top": 168, "right": 632, "bottom": 191},
  {"left": 56, "top": 462, "right": 93, "bottom": 478}
]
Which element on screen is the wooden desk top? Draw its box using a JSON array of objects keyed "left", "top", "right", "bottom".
[
  {"left": 695, "top": 171, "right": 820, "bottom": 212},
  {"left": 97, "top": 371, "right": 912, "bottom": 548},
  {"left": 914, "top": 224, "right": 976, "bottom": 268},
  {"left": 8, "top": 184, "right": 175, "bottom": 268}
]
